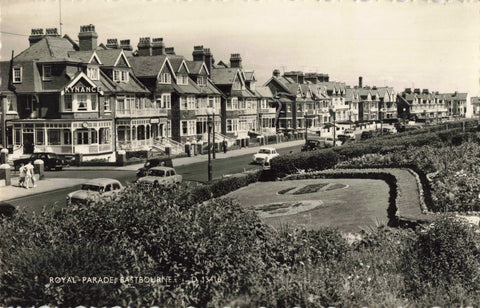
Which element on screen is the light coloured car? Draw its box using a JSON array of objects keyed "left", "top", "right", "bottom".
[
  {"left": 137, "top": 166, "right": 182, "bottom": 188},
  {"left": 67, "top": 178, "right": 124, "bottom": 206},
  {"left": 325, "top": 137, "right": 343, "bottom": 147},
  {"left": 252, "top": 147, "right": 280, "bottom": 168}
]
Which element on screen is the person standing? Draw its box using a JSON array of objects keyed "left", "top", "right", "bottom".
[
  {"left": 18, "top": 163, "right": 26, "bottom": 188},
  {"left": 25, "top": 161, "right": 36, "bottom": 189},
  {"left": 222, "top": 139, "right": 228, "bottom": 154}
]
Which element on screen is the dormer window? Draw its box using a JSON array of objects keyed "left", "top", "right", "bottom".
[
  {"left": 159, "top": 73, "right": 171, "bottom": 84},
  {"left": 42, "top": 65, "right": 52, "bottom": 81},
  {"left": 113, "top": 69, "right": 129, "bottom": 83},
  {"left": 197, "top": 76, "right": 206, "bottom": 86},
  {"left": 87, "top": 67, "right": 99, "bottom": 80},
  {"left": 177, "top": 74, "right": 188, "bottom": 85},
  {"left": 13, "top": 67, "right": 22, "bottom": 83}
]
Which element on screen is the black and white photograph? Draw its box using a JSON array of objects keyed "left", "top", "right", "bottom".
[{"left": 1, "top": 0, "right": 479, "bottom": 306}]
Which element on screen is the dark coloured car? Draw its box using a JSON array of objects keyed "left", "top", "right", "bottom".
[
  {"left": 361, "top": 131, "right": 374, "bottom": 140},
  {"left": 136, "top": 157, "right": 173, "bottom": 178},
  {"left": 301, "top": 137, "right": 326, "bottom": 152},
  {"left": 14, "top": 152, "right": 66, "bottom": 171}
]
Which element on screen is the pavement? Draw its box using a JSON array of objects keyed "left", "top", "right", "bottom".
[{"left": 0, "top": 139, "right": 304, "bottom": 202}]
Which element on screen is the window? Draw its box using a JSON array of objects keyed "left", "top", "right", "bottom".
[
  {"left": 63, "top": 130, "right": 72, "bottom": 144},
  {"left": 231, "top": 97, "right": 238, "bottom": 110},
  {"left": 178, "top": 74, "right": 188, "bottom": 85},
  {"left": 104, "top": 96, "right": 111, "bottom": 111},
  {"left": 227, "top": 119, "right": 238, "bottom": 132},
  {"left": 208, "top": 97, "right": 214, "bottom": 108},
  {"left": 48, "top": 130, "right": 61, "bottom": 145},
  {"left": 90, "top": 130, "right": 98, "bottom": 144},
  {"left": 159, "top": 73, "right": 171, "bottom": 84},
  {"left": 35, "top": 130, "right": 44, "bottom": 145},
  {"left": 121, "top": 71, "right": 129, "bottom": 82},
  {"left": 197, "top": 76, "right": 206, "bottom": 86},
  {"left": 13, "top": 67, "right": 22, "bottom": 83},
  {"left": 42, "top": 65, "right": 52, "bottom": 81},
  {"left": 113, "top": 70, "right": 119, "bottom": 81},
  {"left": 76, "top": 130, "right": 89, "bottom": 144},
  {"left": 113, "top": 70, "right": 129, "bottom": 82},
  {"left": 87, "top": 67, "right": 99, "bottom": 80},
  {"left": 181, "top": 121, "right": 188, "bottom": 135},
  {"left": 162, "top": 94, "right": 171, "bottom": 109},
  {"left": 3, "top": 96, "right": 17, "bottom": 113},
  {"left": 90, "top": 94, "right": 97, "bottom": 111},
  {"left": 77, "top": 94, "right": 87, "bottom": 111},
  {"left": 64, "top": 94, "right": 72, "bottom": 111},
  {"left": 180, "top": 97, "right": 187, "bottom": 110},
  {"left": 187, "top": 96, "right": 195, "bottom": 110},
  {"left": 117, "top": 97, "right": 126, "bottom": 112}
]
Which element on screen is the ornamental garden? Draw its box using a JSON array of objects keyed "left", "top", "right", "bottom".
[{"left": 2, "top": 119, "right": 480, "bottom": 307}]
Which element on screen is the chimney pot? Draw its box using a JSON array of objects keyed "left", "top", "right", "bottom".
[
  {"left": 230, "top": 53, "right": 242, "bottom": 68},
  {"left": 106, "top": 38, "right": 119, "bottom": 49},
  {"left": 78, "top": 24, "right": 98, "bottom": 51},
  {"left": 152, "top": 37, "right": 166, "bottom": 55},
  {"left": 165, "top": 47, "right": 176, "bottom": 55},
  {"left": 192, "top": 45, "right": 205, "bottom": 61}
]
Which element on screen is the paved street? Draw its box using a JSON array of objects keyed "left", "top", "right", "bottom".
[{"left": 1, "top": 141, "right": 303, "bottom": 214}]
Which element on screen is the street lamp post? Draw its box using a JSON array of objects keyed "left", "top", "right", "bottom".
[
  {"left": 304, "top": 111, "right": 308, "bottom": 141},
  {"left": 212, "top": 109, "right": 216, "bottom": 159},
  {"left": 206, "top": 107, "right": 213, "bottom": 182},
  {"left": 329, "top": 107, "right": 336, "bottom": 147}
]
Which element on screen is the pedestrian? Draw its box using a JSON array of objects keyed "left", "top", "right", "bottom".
[
  {"left": 222, "top": 139, "right": 228, "bottom": 154},
  {"left": 186, "top": 140, "right": 191, "bottom": 157},
  {"left": 18, "top": 163, "right": 26, "bottom": 188},
  {"left": 24, "top": 161, "right": 36, "bottom": 189}
]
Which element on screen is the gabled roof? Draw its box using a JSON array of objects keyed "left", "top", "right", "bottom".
[
  {"left": 210, "top": 67, "right": 243, "bottom": 85},
  {"left": 185, "top": 61, "right": 205, "bottom": 75},
  {"left": 15, "top": 36, "right": 78, "bottom": 62},
  {"left": 175, "top": 77, "right": 201, "bottom": 95},
  {"left": 128, "top": 55, "right": 169, "bottom": 77},
  {"left": 167, "top": 55, "right": 190, "bottom": 74},
  {"left": 243, "top": 71, "right": 255, "bottom": 82},
  {"left": 96, "top": 49, "right": 130, "bottom": 67},
  {"left": 256, "top": 86, "right": 274, "bottom": 98}
]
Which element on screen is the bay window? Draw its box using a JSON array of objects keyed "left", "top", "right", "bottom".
[{"left": 77, "top": 94, "right": 88, "bottom": 111}]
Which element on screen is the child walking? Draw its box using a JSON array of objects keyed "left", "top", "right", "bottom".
[{"left": 18, "top": 163, "right": 26, "bottom": 188}]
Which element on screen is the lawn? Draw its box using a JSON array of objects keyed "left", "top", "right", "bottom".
[{"left": 226, "top": 178, "right": 390, "bottom": 232}]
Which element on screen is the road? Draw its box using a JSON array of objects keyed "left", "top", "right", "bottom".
[{"left": 4, "top": 144, "right": 302, "bottom": 214}]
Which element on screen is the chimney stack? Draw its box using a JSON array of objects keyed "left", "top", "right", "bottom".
[
  {"left": 78, "top": 24, "right": 98, "bottom": 51},
  {"left": 45, "top": 28, "right": 59, "bottom": 37},
  {"left": 273, "top": 69, "right": 281, "bottom": 77},
  {"left": 106, "top": 39, "right": 119, "bottom": 49},
  {"left": 359, "top": 76, "right": 363, "bottom": 88},
  {"left": 165, "top": 47, "right": 176, "bottom": 55},
  {"left": 192, "top": 45, "right": 205, "bottom": 62},
  {"left": 204, "top": 48, "right": 214, "bottom": 75},
  {"left": 152, "top": 38, "right": 165, "bottom": 56},
  {"left": 137, "top": 37, "right": 152, "bottom": 56},
  {"left": 120, "top": 39, "right": 132, "bottom": 51},
  {"left": 230, "top": 53, "right": 242, "bottom": 68},
  {"left": 29, "top": 28, "right": 44, "bottom": 46}
]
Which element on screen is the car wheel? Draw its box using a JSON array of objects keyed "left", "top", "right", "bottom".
[{"left": 56, "top": 167, "right": 63, "bottom": 171}]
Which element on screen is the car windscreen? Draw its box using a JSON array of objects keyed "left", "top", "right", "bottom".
[
  {"left": 258, "top": 149, "right": 271, "bottom": 154},
  {"left": 148, "top": 169, "right": 165, "bottom": 177},
  {"left": 81, "top": 184, "right": 102, "bottom": 192}
]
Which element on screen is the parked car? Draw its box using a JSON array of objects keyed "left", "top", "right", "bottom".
[
  {"left": 14, "top": 152, "right": 66, "bottom": 171},
  {"left": 66, "top": 178, "right": 124, "bottom": 206},
  {"left": 301, "top": 137, "right": 325, "bottom": 152},
  {"left": 325, "top": 137, "right": 343, "bottom": 147},
  {"left": 252, "top": 147, "right": 280, "bottom": 168},
  {"left": 137, "top": 166, "right": 182, "bottom": 188},
  {"left": 361, "top": 131, "right": 375, "bottom": 140},
  {"left": 136, "top": 157, "right": 173, "bottom": 178},
  {"left": 343, "top": 129, "right": 356, "bottom": 141}
]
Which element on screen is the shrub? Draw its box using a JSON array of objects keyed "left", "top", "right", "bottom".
[{"left": 402, "top": 216, "right": 480, "bottom": 298}]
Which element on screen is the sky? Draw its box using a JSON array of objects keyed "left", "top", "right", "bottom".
[{"left": 1, "top": 0, "right": 479, "bottom": 96}]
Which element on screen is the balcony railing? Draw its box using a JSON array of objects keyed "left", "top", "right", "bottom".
[
  {"left": 259, "top": 107, "right": 276, "bottom": 114},
  {"left": 116, "top": 108, "right": 168, "bottom": 117},
  {"left": 240, "top": 109, "right": 258, "bottom": 115}
]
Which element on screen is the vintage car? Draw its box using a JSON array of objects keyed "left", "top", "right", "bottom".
[
  {"left": 14, "top": 152, "right": 66, "bottom": 171},
  {"left": 252, "top": 147, "right": 280, "bottom": 168},
  {"left": 343, "top": 129, "right": 356, "bottom": 141},
  {"left": 136, "top": 157, "right": 173, "bottom": 178},
  {"left": 325, "top": 137, "right": 343, "bottom": 147},
  {"left": 66, "top": 178, "right": 124, "bottom": 206},
  {"left": 136, "top": 166, "right": 182, "bottom": 188},
  {"left": 301, "top": 136, "right": 326, "bottom": 152}
]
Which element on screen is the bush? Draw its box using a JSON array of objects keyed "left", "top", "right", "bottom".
[
  {"left": 270, "top": 149, "right": 339, "bottom": 178},
  {"left": 403, "top": 216, "right": 480, "bottom": 299}
]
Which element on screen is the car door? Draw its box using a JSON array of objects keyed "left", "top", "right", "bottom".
[
  {"left": 102, "top": 184, "right": 114, "bottom": 201},
  {"left": 112, "top": 182, "right": 122, "bottom": 198}
]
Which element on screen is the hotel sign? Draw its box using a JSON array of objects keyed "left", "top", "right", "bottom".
[{"left": 64, "top": 86, "right": 100, "bottom": 93}]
